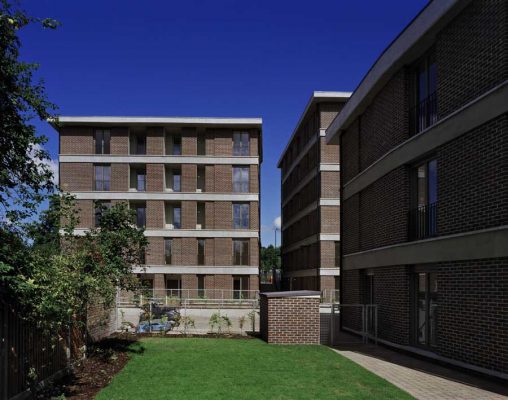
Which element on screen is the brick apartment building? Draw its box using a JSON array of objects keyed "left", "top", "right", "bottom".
[
  {"left": 326, "top": 0, "right": 508, "bottom": 377},
  {"left": 278, "top": 92, "right": 350, "bottom": 293},
  {"left": 53, "top": 116, "right": 262, "bottom": 297}
]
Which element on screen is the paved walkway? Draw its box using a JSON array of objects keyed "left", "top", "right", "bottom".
[{"left": 331, "top": 345, "right": 508, "bottom": 400}]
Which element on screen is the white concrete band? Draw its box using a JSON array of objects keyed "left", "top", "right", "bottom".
[
  {"left": 59, "top": 155, "right": 260, "bottom": 165},
  {"left": 70, "top": 191, "right": 259, "bottom": 202},
  {"left": 70, "top": 228, "right": 259, "bottom": 238},
  {"left": 283, "top": 268, "right": 340, "bottom": 278},
  {"left": 320, "top": 164, "right": 340, "bottom": 172},
  {"left": 133, "top": 266, "right": 259, "bottom": 275},
  {"left": 282, "top": 234, "right": 340, "bottom": 254},
  {"left": 53, "top": 116, "right": 262, "bottom": 126}
]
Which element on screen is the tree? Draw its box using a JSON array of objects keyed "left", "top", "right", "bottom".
[
  {"left": 260, "top": 245, "right": 281, "bottom": 272},
  {"left": 0, "top": 0, "right": 59, "bottom": 224},
  {"left": 2, "top": 196, "right": 148, "bottom": 332}
]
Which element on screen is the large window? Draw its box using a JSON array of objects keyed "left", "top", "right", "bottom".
[
  {"left": 197, "top": 275, "right": 205, "bottom": 298},
  {"left": 411, "top": 51, "right": 437, "bottom": 134},
  {"left": 131, "top": 133, "right": 146, "bottom": 155},
  {"left": 197, "top": 166, "right": 205, "bottom": 192},
  {"left": 94, "top": 165, "right": 111, "bottom": 191},
  {"left": 165, "top": 167, "right": 181, "bottom": 192},
  {"left": 233, "top": 203, "right": 249, "bottom": 229},
  {"left": 133, "top": 203, "right": 146, "bottom": 228},
  {"left": 197, "top": 135, "right": 206, "bottom": 155},
  {"left": 130, "top": 166, "right": 146, "bottom": 191},
  {"left": 233, "top": 239, "right": 249, "bottom": 265},
  {"left": 413, "top": 271, "right": 438, "bottom": 348},
  {"left": 95, "top": 129, "right": 110, "bottom": 154},
  {"left": 94, "top": 201, "right": 111, "bottom": 227},
  {"left": 165, "top": 202, "right": 181, "bottom": 229},
  {"left": 409, "top": 159, "right": 437, "bottom": 240},
  {"left": 197, "top": 239, "right": 205, "bottom": 265},
  {"left": 197, "top": 202, "right": 206, "bottom": 229},
  {"left": 233, "top": 166, "right": 249, "bottom": 193},
  {"left": 233, "top": 132, "right": 249, "bottom": 156},
  {"left": 164, "top": 238, "right": 172, "bottom": 264}
]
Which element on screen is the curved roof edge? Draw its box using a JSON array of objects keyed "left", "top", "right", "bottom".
[{"left": 325, "top": 0, "right": 470, "bottom": 143}]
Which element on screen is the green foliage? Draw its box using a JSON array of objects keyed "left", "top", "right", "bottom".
[
  {"left": 208, "top": 312, "right": 232, "bottom": 334},
  {"left": 260, "top": 245, "right": 280, "bottom": 272},
  {"left": 1, "top": 195, "right": 148, "bottom": 332},
  {"left": 0, "top": 0, "right": 60, "bottom": 224}
]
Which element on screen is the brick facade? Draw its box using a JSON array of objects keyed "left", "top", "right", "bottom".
[
  {"left": 260, "top": 292, "right": 320, "bottom": 344},
  {"left": 57, "top": 119, "right": 262, "bottom": 294},
  {"left": 334, "top": 0, "right": 508, "bottom": 376},
  {"left": 279, "top": 93, "right": 348, "bottom": 291}
]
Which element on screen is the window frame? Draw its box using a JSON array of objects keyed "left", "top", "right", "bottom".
[
  {"left": 232, "top": 203, "right": 250, "bottom": 229},
  {"left": 233, "top": 239, "right": 250, "bottom": 266},
  {"left": 232, "top": 166, "right": 250, "bottom": 193},
  {"left": 95, "top": 129, "right": 111, "bottom": 155},
  {"left": 233, "top": 132, "right": 250, "bottom": 156},
  {"left": 94, "top": 164, "right": 111, "bottom": 191}
]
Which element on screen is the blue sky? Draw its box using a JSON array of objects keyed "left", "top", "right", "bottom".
[{"left": 20, "top": 0, "right": 427, "bottom": 246}]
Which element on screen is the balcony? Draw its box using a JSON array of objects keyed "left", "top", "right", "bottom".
[
  {"left": 410, "top": 92, "right": 437, "bottom": 135},
  {"left": 408, "top": 202, "right": 438, "bottom": 241}
]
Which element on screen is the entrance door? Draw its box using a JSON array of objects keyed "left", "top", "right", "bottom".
[{"left": 415, "top": 272, "right": 438, "bottom": 347}]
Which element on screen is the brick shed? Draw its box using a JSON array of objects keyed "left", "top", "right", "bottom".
[{"left": 260, "top": 291, "right": 320, "bottom": 344}]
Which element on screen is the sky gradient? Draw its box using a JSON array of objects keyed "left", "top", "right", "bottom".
[{"left": 20, "top": 0, "right": 427, "bottom": 245}]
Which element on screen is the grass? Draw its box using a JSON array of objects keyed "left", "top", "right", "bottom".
[{"left": 96, "top": 338, "right": 413, "bottom": 400}]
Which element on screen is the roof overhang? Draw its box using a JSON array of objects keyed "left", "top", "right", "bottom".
[
  {"left": 277, "top": 91, "right": 351, "bottom": 167},
  {"left": 49, "top": 116, "right": 263, "bottom": 130},
  {"left": 325, "top": 0, "right": 471, "bottom": 144}
]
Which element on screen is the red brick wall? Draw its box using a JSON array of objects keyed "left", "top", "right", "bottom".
[
  {"left": 60, "top": 127, "right": 94, "bottom": 154},
  {"left": 60, "top": 163, "right": 93, "bottom": 191},
  {"left": 260, "top": 294, "right": 320, "bottom": 344}
]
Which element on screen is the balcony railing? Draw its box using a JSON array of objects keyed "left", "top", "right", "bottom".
[
  {"left": 410, "top": 92, "right": 437, "bottom": 135},
  {"left": 408, "top": 202, "right": 438, "bottom": 241}
]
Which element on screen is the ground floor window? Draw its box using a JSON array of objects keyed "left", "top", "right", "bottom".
[
  {"left": 233, "top": 276, "right": 249, "bottom": 299},
  {"left": 413, "top": 271, "right": 438, "bottom": 348}
]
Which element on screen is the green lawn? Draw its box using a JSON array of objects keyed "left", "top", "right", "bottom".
[{"left": 96, "top": 338, "right": 413, "bottom": 400}]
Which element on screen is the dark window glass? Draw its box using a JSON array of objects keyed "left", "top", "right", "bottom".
[
  {"left": 197, "top": 202, "right": 206, "bottom": 228},
  {"left": 173, "top": 170, "right": 181, "bottom": 192},
  {"left": 137, "top": 170, "right": 146, "bottom": 191},
  {"left": 173, "top": 135, "right": 182, "bottom": 155},
  {"left": 95, "top": 130, "right": 110, "bottom": 154},
  {"left": 94, "top": 165, "right": 111, "bottom": 191},
  {"left": 411, "top": 51, "right": 437, "bottom": 134},
  {"left": 415, "top": 272, "right": 438, "bottom": 347},
  {"left": 197, "top": 135, "right": 206, "bottom": 155},
  {"left": 135, "top": 205, "right": 146, "bottom": 228},
  {"left": 410, "top": 159, "right": 438, "bottom": 240},
  {"left": 197, "top": 166, "right": 206, "bottom": 192},
  {"left": 136, "top": 135, "right": 146, "bottom": 155},
  {"left": 164, "top": 239, "right": 172, "bottom": 264},
  {"left": 197, "top": 275, "right": 205, "bottom": 298},
  {"left": 233, "top": 132, "right": 249, "bottom": 156},
  {"left": 173, "top": 206, "right": 181, "bottom": 229},
  {"left": 233, "top": 239, "right": 249, "bottom": 265},
  {"left": 198, "top": 239, "right": 205, "bottom": 265},
  {"left": 233, "top": 203, "right": 249, "bottom": 229},
  {"left": 233, "top": 167, "right": 249, "bottom": 193}
]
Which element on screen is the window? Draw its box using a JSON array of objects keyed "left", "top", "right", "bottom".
[
  {"left": 233, "top": 132, "right": 249, "bottom": 156},
  {"left": 233, "top": 276, "right": 249, "bottom": 299},
  {"left": 334, "top": 241, "right": 340, "bottom": 268},
  {"left": 409, "top": 159, "right": 437, "bottom": 240},
  {"left": 233, "top": 240, "right": 249, "bottom": 265},
  {"left": 197, "top": 166, "right": 205, "bottom": 192},
  {"left": 413, "top": 271, "right": 438, "bottom": 347},
  {"left": 197, "top": 275, "right": 205, "bottom": 298},
  {"left": 197, "top": 135, "right": 206, "bottom": 155},
  {"left": 95, "top": 129, "right": 110, "bottom": 154},
  {"left": 411, "top": 50, "right": 437, "bottom": 134},
  {"left": 164, "top": 238, "right": 172, "bottom": 264},
  {"left": 94, "top": 165, "right": 111, "bottom": 191},
  {"left": 233, "top": 166, "right": 249, "bottom": 193},
  {"left": 130, "top": 166, "right": 146, "bottom": 191},
  {"left": 233, "top": 203, "right": 249, "bottom": 229},
  {"left": 165, "top": 167, "right": 181, "bottom": 192},
  {"left": 197, "top": 239, "right": 205, "bottom": 265},
  {"left": 165, "top": 202, "right": 181, "bottom": 229},
  {"left": 173, "top": 135, "right": 182, "bottom": 155},
  {"left": 94, "top": 201, "right": 111, "bottom": 227},
  {"left": 130, "top": 133, "right": 146, "bottom": 155},
  {"left": 197, "top": 202, "right": 206, "bottom": 229},
  {"left": 133, "top": 203, "right": 146, "bottom": 228}
]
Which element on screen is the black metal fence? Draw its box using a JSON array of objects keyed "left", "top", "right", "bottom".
[
  {"left": 408, "top": 202, "right": 438, "bottom": 241},
  {"left": 0, "top": 297, "right": 81, "bottom": 400},
  {"left": 410, "top": 92, "right": 437, "bottom": 135}
]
